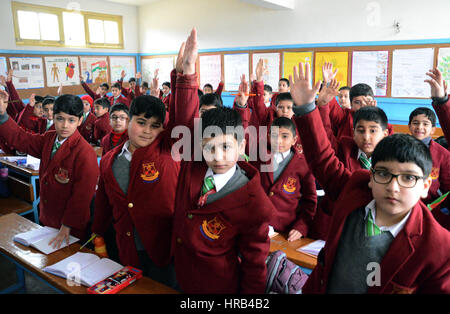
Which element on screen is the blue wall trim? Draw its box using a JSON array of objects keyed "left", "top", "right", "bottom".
[{"left": 0, "top": 49, "right": 139, "bottom": 56}]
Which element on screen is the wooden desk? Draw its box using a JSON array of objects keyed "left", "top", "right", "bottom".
[
  {"left": 270, "top": 234, "right": 317, "bottom": 270},
  {"left": 0, "top": 159, "right": 39, "bottom": 223},
  {"left": 0, "top": 213, "right": 178, "bottom": 294}
]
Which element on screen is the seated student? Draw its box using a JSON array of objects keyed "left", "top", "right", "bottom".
[
  {"left": 171, "top": 28, "right": 274, "bottom": 294},
  {"left": 258, "top": 117, "right": 317, "bottom": 241},
  {"left": 109, "top": 82, "right": 130, "bottom": 108},
  {"left": 140, "top": 81, "right": 150, "bottom": 95},
  {"left": 160, "top": 81, "right": 171, "bottom": 111},
  {"left": 338, "top": 86, "right": 351, "bottom": 109},
  {"left": 268, "top": 78, "right": 290, "bottom": 108},
  {"left": 426, "top": 67, "right": 450, "bottom": 150},
  {"left": 408, "top": 107, "right": 450, "bottom": 207},
  {"left": 198, "top": 92, "right": 222, "bottom": 118},
  {"left": 80, "top": 74, "right": 109, "bottom": 101},
  {"left": 288, "top": 63, "right": 450, "bottom": 294},
  {"left": 92, "top": 95, "right": 180, "bottom": 288},
  {"left": 203, "top": 79, "right": 224, "bottom": 97},
  {"left": 100, "top": 103, "right": 129, "bottom": 156},
  {"left": 264, "top": 84, "right": 273, "bottom": 108},
  {"left": 16, "top": 94, "right": 47, "bottom": 134},
  {"left": 78, "top": 95, "right": 96, "bottom": 144},
  {"left": 42, "top": 96, "right": 56, "bottom": 131},
  {"left": 92, "top": 98, "right": 113, "bottom": 146},
  {"left": 0, "top": 91, "right": 99, "bottom": 244},
  {"left": 119, "top": 71, "right": 141, "bottom": 104}
]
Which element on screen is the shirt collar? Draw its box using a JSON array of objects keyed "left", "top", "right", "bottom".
[
  {"left": 55, "top": 135, "right": 68, "bottom": 146},
  {"left": 118, "top": 140, "right": 132, "bottom": 162},
  {"left": 357, "top": 149, "right": 371, "bottom": 162},
  {"left": 421, "top": 136, "right": 432, "bottom": 147},
  {"left": 364, "top": 199, "right": 412, "bottom": 238},
  {"left": 274, "top": 150, "right": 291, "bottom": 164},
  {"left": 205, "top": 165, "right": 237, "bottom": 193}
]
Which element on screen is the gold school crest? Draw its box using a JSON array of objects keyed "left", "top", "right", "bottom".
[
  {"left": 282, "top": 177, "right": 297, "bottom": 194},
  {"left": 430, "top": 167, "right": 439, "bottom": 180},
  {"left": 140, "top": 162, "right": 159, "bottom": 183},
  {"left": 200, "top": 217, "right": 226, "bottom": 241}
]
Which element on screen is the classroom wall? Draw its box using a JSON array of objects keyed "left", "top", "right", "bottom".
[
  {"left": 138, "top": 0, "right": 450, "bottom": 54},
  {"left": 0, "top": 0, "right": 139, "bottom": 53}
]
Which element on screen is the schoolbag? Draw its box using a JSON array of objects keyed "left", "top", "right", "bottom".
[{"left": 265, "top": 250, "right": 308, "bottom": 294}]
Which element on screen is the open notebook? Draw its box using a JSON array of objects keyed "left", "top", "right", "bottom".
[
  {"left": 13, "top": 226, "right": 79, "bottom": 255},
  {"left": 43, "top": 252, "right": 124, "bottom": 287},
  {"left": 296, "top": 240, "right": 326, "bottom": 257}
]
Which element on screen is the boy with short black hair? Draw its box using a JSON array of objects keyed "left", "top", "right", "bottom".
[
  {"left": 42, "top": 96, "right": 55, "bottom": 131},
  {"left": 16, "top": 94, "right": 46, "bottom": 134},
  {"left": 119, "top": 70, "right": 141, "bottom": 105},
  {"left": 198, "top": 92, "right": 223, "bottom": 117},
  {"left": 408, "top": 107, "right": 450, "bottom": 210},
  {"left": 0, "top": 91, "right": 99, "bottom": 245},
  {"left": 100, "top": 103, "right": 129, "bottom": 155},
  {"left": 264, "top": 84, "right": 273, "bottom": 108},
  {"left": 80, "top": 73, "right": 109, "bottom": 101},
  {"left": 171, "top": 28, "right": 274, "bottom": 294},
  {"left": 92, "top": 94, "right": 180, "bottom": 288},
  {"left": 93, "top": 97, "right": 112, "bottom": 145},
  {"left": 289, "top": 62, "right": 450, "bottom": 293},
  {"left": 109, "top": 82, "right": 129, "bottom": 108},
  {"left": 160, "top": 81, "right": 171, "bottom": 111},
  {"left": 338, "top": 86, "right": 351, "bottom": 109}
]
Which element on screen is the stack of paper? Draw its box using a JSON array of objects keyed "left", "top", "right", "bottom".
[
  {"left": 268, "top": 225, "right": 279, "bottom": 238},
  {"left": 25, "top": 155, "right": 40, "bottom": 170},
  {"left": 0, "top": 156, "right": 26, "bottom": 163},
  {"left": 296, "top": 240, "right": 326, "bottom": 257}
]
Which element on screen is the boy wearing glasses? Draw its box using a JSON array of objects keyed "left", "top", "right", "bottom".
[
  {"left": 100, "top": 103, "right": 129, "bottom": 156},
  {"left": 289, "top": 62, "right": 449, "bottom": 293}
]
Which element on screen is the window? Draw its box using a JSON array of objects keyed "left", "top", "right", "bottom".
[{"left": 12, "top": 1, "right": 124, "bottom": 49}]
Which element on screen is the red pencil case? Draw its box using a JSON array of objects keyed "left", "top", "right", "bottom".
[{"left": 87, "top": 266, "right": 143, "bottom": 294}]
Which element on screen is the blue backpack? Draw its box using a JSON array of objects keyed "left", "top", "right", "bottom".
[{"left": 265, "top": 250, "right": 309, "bottom": 294}]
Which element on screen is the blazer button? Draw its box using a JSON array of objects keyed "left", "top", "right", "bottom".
[
  {"left": 269, "top": 191, "right": 274, "bottom": 197},
  {"left": 128, "top": 203, "right": 133, "bottom": 208},
  {"left": 126, "top": 232, "right": 131, "bottom": 237},
  {"left": 176, "top": 237, "right": 182, "bottom": 244},
  {"left": 187, "top": 214, "right": 193, "bottom": 219}
]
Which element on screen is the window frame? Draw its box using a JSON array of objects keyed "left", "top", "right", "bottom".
[{"left": 11, "top": 1, "right": 124, "bottom": 49}]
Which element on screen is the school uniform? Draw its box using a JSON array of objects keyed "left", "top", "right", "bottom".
[
  {"left": 327, "top": 98, "right": 394, "bottom": 140},
  {"left": 108, "top": 95, "right": 130, "bottom": 108},
  {"left": 256, "top": 148, "right": 317, "bottom": 236},
  {"left": 0, "top": 115, "right": 99, "bottom": 239},
  {"left": 294, "top": 105, "right": 450, "bottom": 294},
  {"left": 45, "top": 119, "right": 55, "bottom": 132},
  {"left": 81, "top": 81, "right": 103, "bottom": 101},
  {"left": 78, "top": 112, "right": 96, "bottom": 144},
  {"left": 432, "top": 95, "right": 450, "bottom": 150},
  {"left": 100, "top": 130, "right": 128, "bottom": 156},
  {"left": 5, "top": 81, "right": 25, "bottom": 121},
  {"left": 16, "top": 105, "right": 46, "bottom": 134},
  {"left": 93, "top": 112, "right": 112, "bottom": 145},
  {"left": 119, "top": 79, "right": 141, "bottom": 104}
]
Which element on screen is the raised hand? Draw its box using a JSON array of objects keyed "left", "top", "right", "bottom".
[
  {"left": 0, "top": 75, "right": 6, "bottom": 86},
  {"left": 317, "top": 78, "right": 340, "bottom": 107},
  {"left": 322, "top": 62, "right": 338, "bottom": 83},
  {"left": 57, "top": 83, "right": 63, "bottom": 96},
  {"left": 236, "top": 74, "right": 249, "bottom": 107},
  {"left": 121, "top": 70, "right": 126, "bottom": 79},
  {"left": 28, "top": 94, "right": 36, "bottom": 107},
  {"left": 289, "top": 62, "right": 322, "bottom": 107},
  {"left": 150, "top": 74, "right": 160, "bottom": 97},
  {"left": 255, "top": 58, "right": 267, "bottom": 82},
  {"left": 425, "top": 67, "right": 446, "bottom": 98},
  {"left": 176, "top": 42, "right": 185, "bottom": 74},
  {"left": 7, "top": 69, "right": 13, "bottom": 82},
  {"left": 361, "top": 96, "right": 377, "bottom": 107},
  {"left": 0, "top": 90, "right": 9, "bottom": 115},
  {"left": 182, "top": 28, "right": 198, "bottom": 75}
]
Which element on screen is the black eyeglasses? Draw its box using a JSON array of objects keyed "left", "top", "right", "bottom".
[{"left": 371, "top": 168, "right": 425, "bottom": 188}]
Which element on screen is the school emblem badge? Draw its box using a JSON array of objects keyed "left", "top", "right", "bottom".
[
  {"left": 200, "top": 217, "right": 226, "bottom": 241},
  {"left": 54, "top": 168, "right": 69, "bottom": 184},
  {"left": 282, "top": 177, "right": 297, "bottom": 194},
  {"left": 430, "top": 167, "right": 439, "bottom": 180},
  {"left": 140, "top": 162, "right": 159, "bottom": 183}
]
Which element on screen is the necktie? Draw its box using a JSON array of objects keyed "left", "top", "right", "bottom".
[
  {"left": 366, "top": 210, "right": 383, "bottom": 236},
  {"left": 51, "top": 141, "right": 61, "bottom": 158},
  {"left": 359, "top": 154, "right": 371, "bottom": 170},
  {"left": 198, "top": 176, "right": 216, "bottom": 207}
]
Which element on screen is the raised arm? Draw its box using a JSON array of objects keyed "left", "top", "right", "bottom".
[
  {"left": 80, "top": 74, "right": 100, "bottom": 100},
  {"left": 290, "top": 63, "right": 352, "bottom": 202},
  {"left": 5, "top": 70, "right": 26, "bottom": 115}
]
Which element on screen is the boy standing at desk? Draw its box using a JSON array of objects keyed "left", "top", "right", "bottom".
[
  {"left": 289, "top": 63, "right": 449, "bottom": 293},
  {"left": 171, "top": 29, "right": 274, "bottom": 294},
  {"left": 0, "top": 92, "right": 99, "bottom": 246}
]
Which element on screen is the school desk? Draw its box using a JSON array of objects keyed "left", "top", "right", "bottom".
[
  {"left": 0, "top": 159, "right": 39, "bottom": 223},
  {"left": 0, "top": 213, "right": 179, "bottom": 294},
  {"left": 270, "top": 234, "right": 318, "bottom": 275}
]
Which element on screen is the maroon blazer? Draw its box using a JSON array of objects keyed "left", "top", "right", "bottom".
[
  {"left": 5, "top": 81, "right": 25, "bottom": 121},
  {"left": 100, "top": 131, "right": 128, "bottom": 156},
  {"left": 77, "top": 112, "right": 96, "bottom": 144},
  {"left": 295, "top": 108, "right": 450, "bottom": 294},
  {"left": 0, "top": 118, "right": 99, "bottom": 239},
  {"left": 172, "top": 161, "right": 273, "bottom": 294},
  {"left": 81, "top": 82, "right": 102, "bottom": 101},
  {"left": 255, "top": 149, "right": 317, "bottom": 236},
  {"left": 108, "top": 95, "right": 130, "bottom": 108},
  {"left": 93, "top": 112, "right": 112, "bottom": 145},
  {"left": 93, "top": 133, "right": 180, "bottom": 268},
  {"left": 119, "top": 80, "right": 141, "bottom": 105},
  {"left": 432, "top": 96, "right": 450, "bottom": 150},
  {"left": 16, "top": 105, "right": 46, "bottom": 134}
]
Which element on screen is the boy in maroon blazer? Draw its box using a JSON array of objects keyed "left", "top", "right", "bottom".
[
  {"left": 171, "top": 29, "right": 274, "bottom": 294},
  {"left": 80, "top": 74, "right": 109, "bottom": 101},
  {"left": 109, "top": 82, "right": 130, "bottom": 108},
  {"left": 289, "top": 62, "right": 450, "bottom": 294},
  {"left": 78, "top": 95, "right": 96, "bottom": 143},
  {"left": 92, "top": 98, "right": 112, "bottom": 145},
  {"left": 3, "top": 70, "right": 25, "bottom": 120},
  {"left": 92, "top": 95, "right": 180, "bottom": 288},
  {"left": 16, "top": 94, "right": 47, "bottom": 134},
  {"left": 119, "top": 70, "right": 141, "bottom": 104},
  {"left": 42, "top": 96, "right": 55, "bottom": 132},
  {"left": 0, "top": 92, "right": 99, "bottom": 246},
  {"left": 100, "top": 103, "right": 129, "bottom": 156}
]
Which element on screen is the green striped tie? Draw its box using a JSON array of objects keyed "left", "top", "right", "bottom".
[
  {"left": 202, "top": 176, "right": 215, "bottom": 195},
  {"left": 366, "top": 210, "right": 383, "bottom": 236},
  {"left": 51, "top": 141, "right": 61, "bottom": 158},
  {"left": 359, "top": 154, "right": 372, "bottom": 170}
]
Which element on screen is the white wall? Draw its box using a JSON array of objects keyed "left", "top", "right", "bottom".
[
  {"left": 0, "top": 0, "right": 139, "bottom": 53},
  {"left": 138, "top": 0, "right": 450, "bottom": 54}
]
